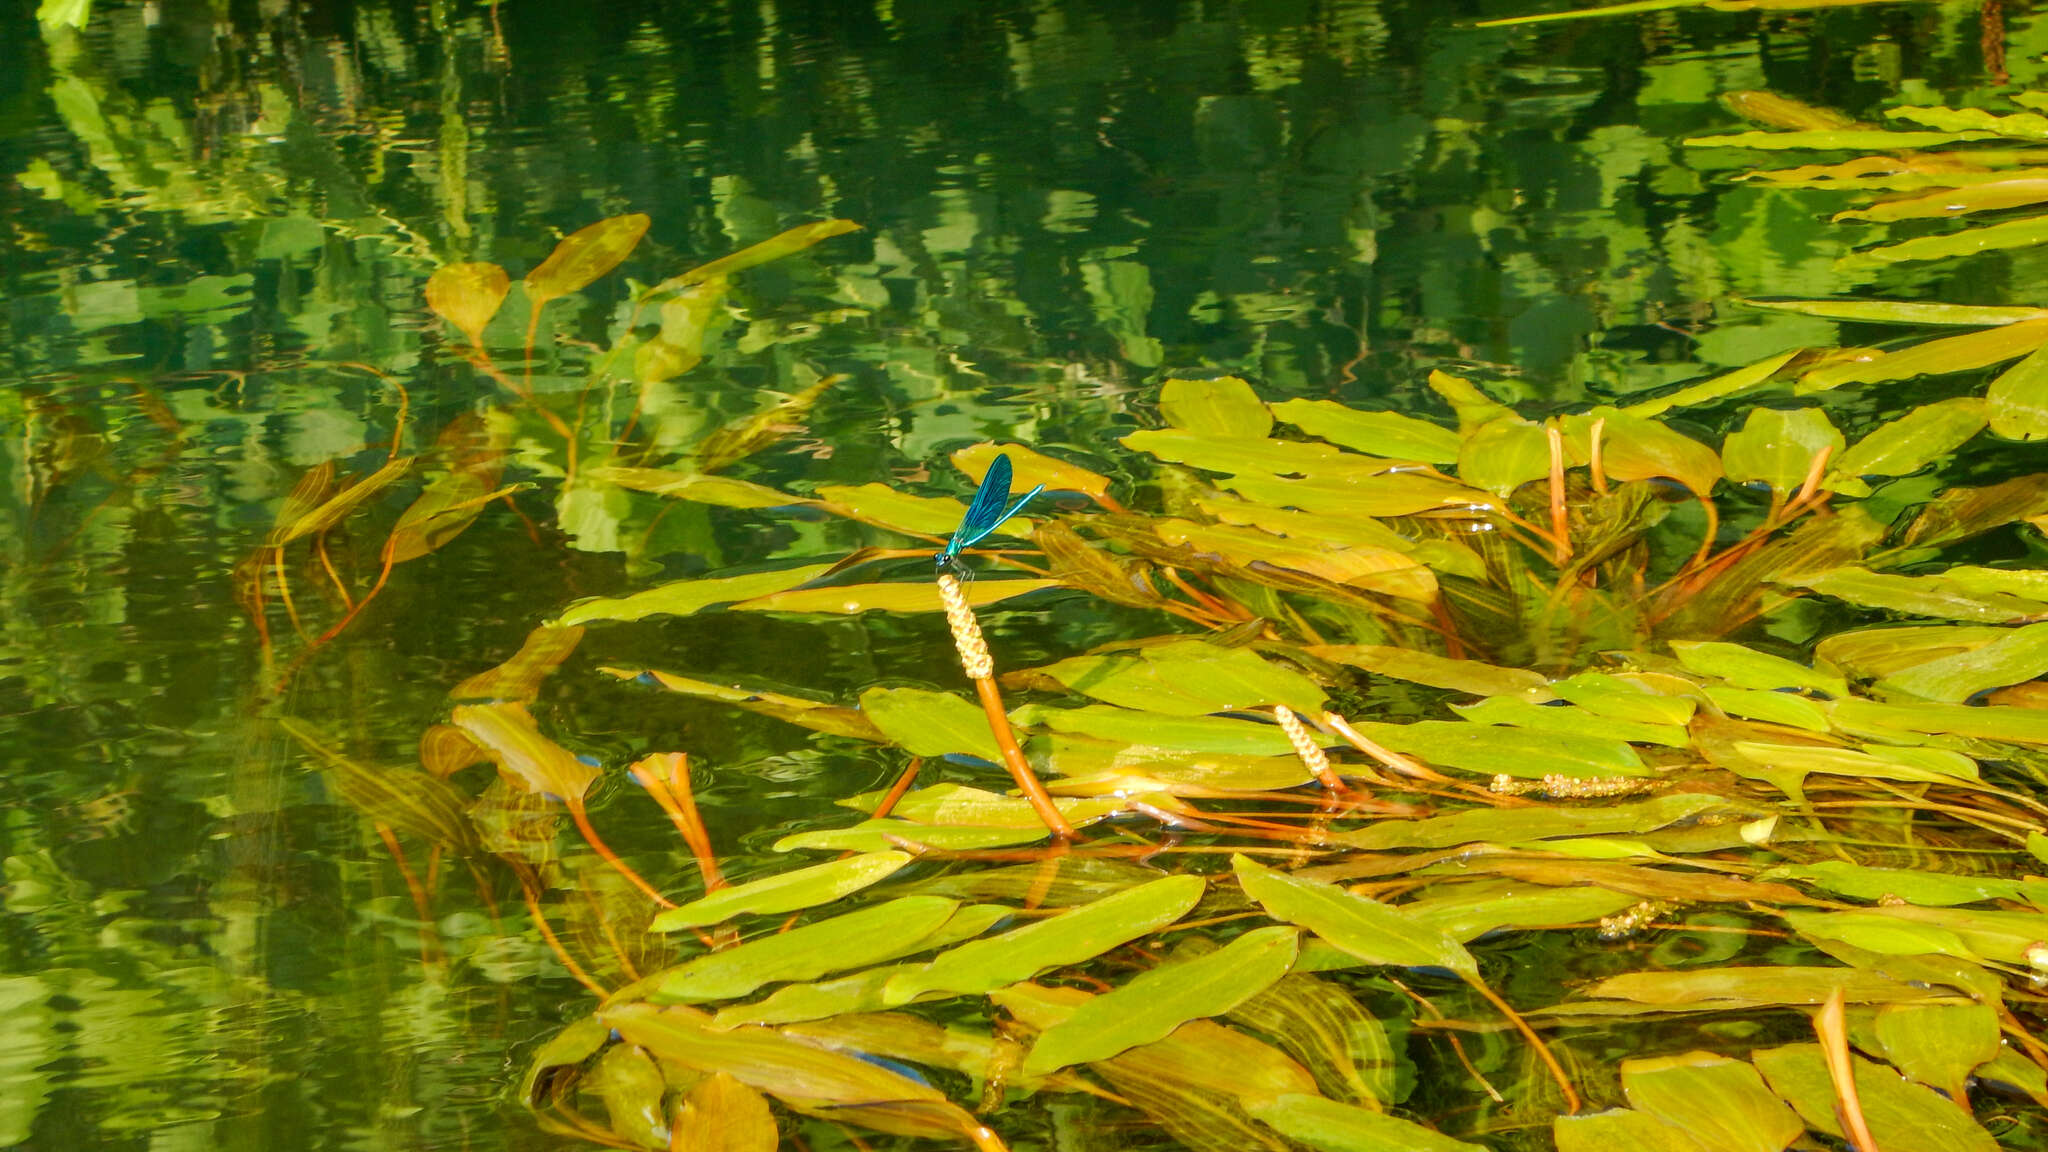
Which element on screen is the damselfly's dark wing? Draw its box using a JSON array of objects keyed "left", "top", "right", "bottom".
[{"left": 953, "top": 453, "right": 1015, "bottom": 550}]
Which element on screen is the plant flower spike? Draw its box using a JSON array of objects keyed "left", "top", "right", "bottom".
[{"left": 936, "top": 454, "right": 1073, "bottom": 839}]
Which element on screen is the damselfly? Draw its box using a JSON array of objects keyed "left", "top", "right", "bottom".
[{"left": 936, "top": 453, "right": 1043, "bottom": 574}]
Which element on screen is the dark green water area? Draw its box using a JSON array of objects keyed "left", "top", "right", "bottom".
[{"left": 10, "top": 0, "right": 2048, "bottom": 1149}]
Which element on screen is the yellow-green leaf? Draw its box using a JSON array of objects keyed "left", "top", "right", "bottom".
[
  {"left": 1721, "top": 407, "right": 1842, "bottom": 495},
  {"left": 1233, "top": 855, "right": 1477, "bottom": 978},
  {"left": 671, "top": 1072, "right": 777, "bottom": 1152},
  {"left": 1800, "top": 318, "right": 2048, "bottom": 391},
  {"left": 650, "top": 852, "right": 910, "bottom": 931},
  {"left": 525, "top": 213, "right": 651, "bottom": 305},
  {"left": 732, "top": 578, "right": 1056, "bottom": 615},
  {"left": 883, "top": 874, "right": 1206, "bottom": 1004},
  {"left": 1023, "top": 926, "right": 1298, "bottom": 1076},
  {"left": 1989, "top": 342, "right": 2048, "bottom": 440},
  {"left": 557, "top": 563, "right": 833, "bottom": 626},
  {"left": 1269, "top": 399, "right": 1461, "bottom": 463},
  {"left": 1161, "top": 376, "right": 1271, "bottom": 438},
  {"left": 1621, "top": 1052, "right": 1802, "bottom": 1152},
  {"left": 425, "top": 261, "right": 510, "bottom": 347}
]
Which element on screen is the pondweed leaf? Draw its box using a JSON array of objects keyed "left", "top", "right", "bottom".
[
  {"left": 1736, "top": 297, "right": 2048, "bottom": 327},
  {"left": 651, "top": 895, "right": 961, "bottom": 1002},
  {"left": 1793, "top": 566, "right": 2048, "bottom": 622},
  {"left": 1900, "top": 472, "right": 2048, "bottom": 549},
  {"left": 671, "top": 1072, "right": 777, "bottom": 1152},
  {"left": 1562, "top": 407, "right": 1724, "bottom": 496},
  {"left": 1757, "top": 861, "right": 2024, "bottom": 907},
  {"left": 1405, "top": 882, "right": 1639, "bottom": 941},
  {"left": 1451, "top": 697, "right": 1689, "bottom": 747},
  {"left": 1576, "top": 967, "right": 1960, "bottom": 1010},
  {"left": 585, "top": 1043, "right": 667, "bottom": 1149},
  {"left": 1248, "top": 1094, "right": 1484, "bottom": 1152},
  {"left": 1427, "top": 370, "right": 1516, "bottom": 431},
  {"left": 1874, "top": 1002, "right": 2001, "bottom": 1102},
  {"left": 771, "top": 821, "right": 1057, "bottom": 853},
  {"left": 1217, "top": 470, "right": 1492, "bottom": 519},
  {"left": 1226, "top": 972, "right": 1398, "bottom": 1109},
  {"left": 733, "top": 578, "right": 1056, "bottom": 615},
  {"left": 695, "top": 376, "right": 835, "bottom": 474},
  {"left": 655, "top": 218, "right": 860, "bottom": 290},
  {"left": 1620, "top": 1052, "right": 1802, "bottom": 1152},
  {"left": 1624, "top": 348, "right": 1802, "bottom": 417},
  {"left": 1339, "top": 718, "right": 1649, "bottom": 779},
  {"left": 1800, "top": 317, "right": 2048, "bottom": 391},
  {"left": 453, "top": 623, "right": 583, "bottom": 703},
  {"left": 882, "top": 874, "right": 1206, "bottom": 1004},
  {"left": 1876, "top": 620, "right": 2048, "bottom": 701},
  {"left": 1022, "top": 926, "right": 1299, "bottom": 1076},
  {"left": 837, "top": 782, "right": 1123, "bottom": 828},
  {"left": 1669, "top": 639, "right": 1847, "bottom": 696},
  {"left": 592, "top": 466, "right": 796, "bottom": 508},
  {"left": 1457, "top": 415, "right": 1553, "bottom": 497},
  {"left": 271, "top": 456, "right": 413, "bottom": 545},
  {"left": 951, "top": 442, "right": 1115, "bottom": 503},
  {"left": 859, "top": 687, "right": 1004, "bottom": 761},
  {"left": 1269, "top": 399, "right": 1461, "bottom": 463},
  {"left": 1018, "top": 705, "right": 1319, "bottom": 757},
  {"left": 1990, "top": 343, "right": 2048, "bottom": 440},
  {"left": 1703, "top": 684, "right": 1831, "bottom": 731},
  {"left": 1027, "top": 639, "right": 1328, "bottom": 716},
  {"left": 1233, "top": 855, "right": 1476, "bottom": 978},
  {"left": 424, "top": 261, "right": 510, "bottom": 349},
  {"left": 601, "top": 1003, "right": 986, "bottom": 1143},
  {"left": 1753, "top": 1043, "right": 2000, "bottom": 1152},
  {"left": 1830, "top": 696, "right": 2048, "bottom": 744},
  {"left": 1310, "top": 644, "right": 1553, "bottom": 697},
  {"left": 1555, "top": 1109, "right": 1717, "bottom": 1152},
  {"left": 556, "top": 563, "right": 834, "bottom": 626},
  {"left": 1339, "top": 793, "right": 1737, "bottom": 851},
  {"left": 1159, "top": 376, "right": 1272, "bottom": 438},
  {"left": 1687, "top": 128, "right": 1990, "bottom": 150},
  {"left": 1548, "top": 671, "right": 1698, "bottom": 725},
  {"left": 524, "top": 213, "right": 651, "bottom": 306},
  {"left": 1721, "top": 407, "right": 1842, "bottom": 495},
  {"left": 450, "top": 701, "right": 599, "bottom": 802},
  {"left": 1124, "top": 429, "right": 1406, "bottom": 481},
  {"left": 650, "top": 851, "right": 909, "bottom": 931},
  {"left": 1839, "top": 214, "right": 2048, "bottom": 270},
  {"left": 1827, "top": 397, "right": 1988, "bottom": 492},
  {"left": 604, "top": 667, "right": 885, "bottom": 742}
]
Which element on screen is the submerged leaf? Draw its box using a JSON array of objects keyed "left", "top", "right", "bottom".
[
  {"left": 1160, "top": 376, "right": 1273, "bottom": 439},
  {"left": 1234, "top": 856, "right": 1476, "bottom": 977},
  {"left": 733, "top": 578, "right": 1056, "bottom": 615},
  {"left": 1800, "top": 317, "right": 2048, "bottom": 391},
  {"left": 454, "top": 624, "right": 584, "bottom": 702},
  {"left": 859, "top": 687, "right": 1004, "bottom": 762},
  {"left": 1620, "top": 1052, "right": 1802, "bottom": 1152},
  {"left": 1249, "top": 1094, "right": 1484, "bottom": 1152},
  {"left": 606, "top": 667, "right": 885, "bottom": 742},
  {"left": 1829, "top": 397, "right": 1988, "bottom": 490},
  {"left": 425, "top": 261, "right": 510, "bottom": 348},
  {"left": 1226, "top": 972, "right": 1398, "bottom": 1108},
  {"left": 651, "top": 895, "right": 962, "bottom": 1002},
  {"left": 883, "top": 874, "right": 1207, "bottom": 1004},
  {"left": 557, "top": 563, "right": 834, "bottom": 626},
  {"left": 1721, "top": 407, "right": 1842, "bottom": 495},
  {"left": 1877, "top": 620, "right": 2048, "bottom": 701},
  {"left": 1874, "top": 1001, "right": 2001, "bottom": 1101},
  {"left": 450, "top": 701, "right": 600, "bottom": 802},
  {"left": 650, "top": 852, "right": 910, "bottom": 931},
  {"left": 1270, "top": 399, "right": 1461, "bottom": 463},
  {"left": 671, "top": 1072, "right": 777, "bottom": 1152},
  {"left": 525, "top": 213, "right": 651, "bottom": 306},
  {"left": 1340, "top": 793, "right": 1739, "bottom": 851},
  {"left": 1023, "top": 926, "right": 1298, "bottom": 1075},
  {"left": 951, "top": 442, "right": 1115, "bottom": 503},
  {"left": 1753, "top": 1043, "right": 2000, "bottom": 1152},
  {"left": 1989, "top": 342, "right": 2048, "bottom": 440}
]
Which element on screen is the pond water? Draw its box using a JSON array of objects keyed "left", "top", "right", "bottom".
[{"left": 4, "top": 0, "right": 2046, "bottom": 1149}]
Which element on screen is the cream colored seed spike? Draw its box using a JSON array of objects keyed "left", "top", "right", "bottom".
[
  {"left": 936, "top": 573, "right": 994, "bottom": 681},
  {"left": 1273, "top": 705, "right": 1341, "bottom": 791}
]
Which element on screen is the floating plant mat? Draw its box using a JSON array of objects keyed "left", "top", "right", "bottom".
[
  {"left": 256, "top": 211, "right": 2048, "bottom": 1150},
  {"left": 482, "top": 371, "right": 2048, "bottom": 1151}
]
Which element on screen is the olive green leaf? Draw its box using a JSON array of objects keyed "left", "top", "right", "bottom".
[
  {"left": 1233, "top": 855, "right": 1476, "bottom": 978},
  {"left": 1248, "top": 1094, "right": 1485, "bottom": 1152},
  {"left": 883, "top": 874, "right": 1206, "bottom": 1004},
  {"left": 1022, "top": 926, "right": 1299, "bottom": 1075},
  {"left": 651, "top": 851, "right": 910, "bottom": 931},
  {"left": 1753, "top": 1043, "right": 2000, "bottom": 1152}
]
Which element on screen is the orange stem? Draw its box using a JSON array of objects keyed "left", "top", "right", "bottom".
[
  {"left": 567, "top": 799, "right": 676, "bottom": 909},
  {"left": 971, "top": 675, "right": 1075, "bottom": 840}
]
